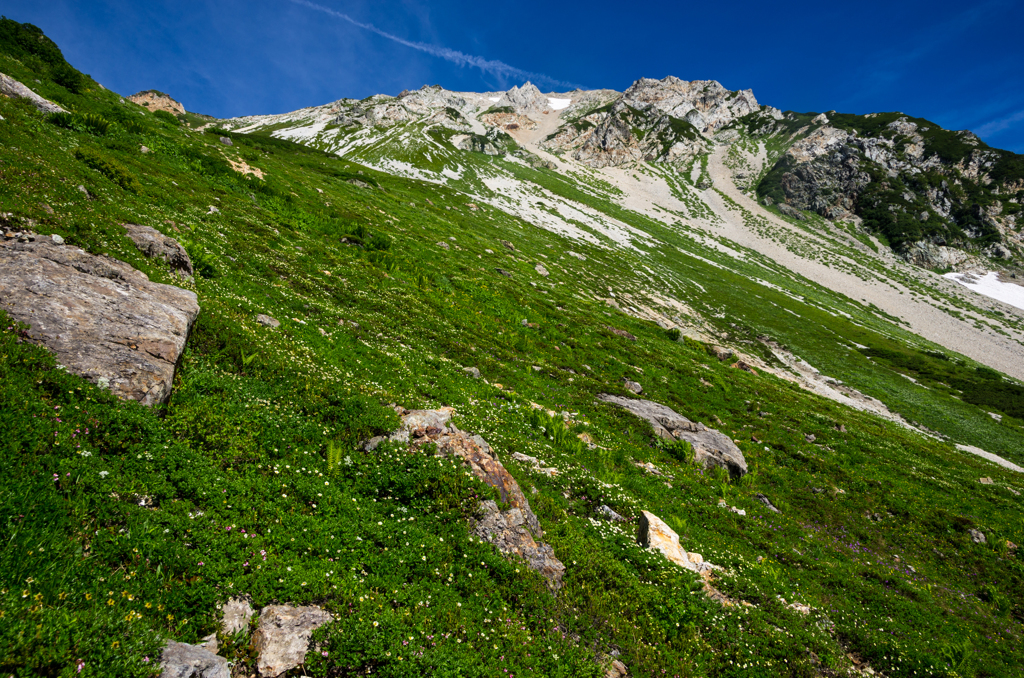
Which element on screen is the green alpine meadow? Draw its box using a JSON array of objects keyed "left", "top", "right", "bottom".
[{"left": 1, "top": 16, "right": 1023, "bottom": 678}]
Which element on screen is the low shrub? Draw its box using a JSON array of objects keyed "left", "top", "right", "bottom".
[{"left": 73, "top": 146, "right": 141, "bottom": 192}]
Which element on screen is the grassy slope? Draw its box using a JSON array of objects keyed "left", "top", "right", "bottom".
[{"left": 1, "top": 32, "right": 1023, "bottom": 678}]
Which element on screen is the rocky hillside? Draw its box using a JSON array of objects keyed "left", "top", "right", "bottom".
[
  {"left": 2, "top": 18, "right": 1024, "bottom": 678},
  {"left": 733, "top": 109, "right": 1024, "bottom": 267}
]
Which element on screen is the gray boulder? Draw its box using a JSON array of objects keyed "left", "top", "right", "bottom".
[
  {"left": 778, "top": 203, "right": 807, "bottom": 221},
  {"left": 0, "top": 72, "right": 66, "bottom": 114},
  {"left": 969, "top": 528, "right": 986, "bottom": 544},
  {"left": 0, "top": 234, "right": 199, "bottom": 406},
  {"left": 598, "top": 394, "right": 747, "bottom": 478},
  {"left": 256, "top": 314, "right": 280, "bottom": 328},
  {"left": 252, "top": 605, "right": 334, "bottom": 678},
  {"left": 160, "top": 641, "right": 229, "bottom": 678},
  {"left": 219, "top": 596, "right": 255, "bottom": 635},
  {"left": 123, "top": 223, "right": 193, "bottom": 278},
  {"left": 462, "top": 366, "right": 481, "bottom": 378}
]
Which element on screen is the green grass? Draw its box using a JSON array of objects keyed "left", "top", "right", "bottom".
[{"left": 2, "top": 20, "right": 1024, "bottom": 678}]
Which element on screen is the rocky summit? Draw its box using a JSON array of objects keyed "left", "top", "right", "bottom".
[{"left": 1, "top": 14, "right": 1023, "bottom": 678}]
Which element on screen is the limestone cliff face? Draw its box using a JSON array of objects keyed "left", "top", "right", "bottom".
[
  {"left": 128, "top": 90, "right": 185, "bottom": 115},
  {"left": 620, "top": 76, "right": 759, "bottom": 133}
]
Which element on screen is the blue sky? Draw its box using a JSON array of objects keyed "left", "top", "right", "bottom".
[{"left": 5, "top": 0, "right": 1024, "bottom": 152}]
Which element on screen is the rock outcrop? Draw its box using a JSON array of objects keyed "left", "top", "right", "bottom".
[
  {"left": 637, "top": 510, "right": 712, "bottom": 573},
  {"left": 160, "top": 641, "right": 230, "bottom": 678},
  {"left": 598, "top": 394, "right": 748, "bottom": 477},
  {"left": 368, "top": 406, "right": 566, "bottom": 589},
  {"left": 123, "top": 223, "right": 194, "bottom": 278},
  {"left": 128, "top": 90, "right": 185, "bottom": 115},
  {"left": 252, "top": 605, "right": 333, "bottom": 678},
  {"left": 0, "top": 232, "right": 199, "bottom": 406},
  {"left": 494, "top": 82, "right": 550, "bottom": 116},
  {"left": 0, "top": 72, "right": 66, "bottom": 113},
  {"left": 620, "top": 77, "right": 759, "bottom": 134}
]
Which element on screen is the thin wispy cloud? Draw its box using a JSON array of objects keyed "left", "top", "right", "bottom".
[
  {"left": 976, "top": 108, "right": 1024, "bottom": 139},
  {"left": 288, "top": 0, "right": 581, "bottom": 90}
]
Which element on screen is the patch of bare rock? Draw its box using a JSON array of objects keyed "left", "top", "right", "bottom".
[
  {"left": 128, "top": 89, "right": 185, "bottom": 115},
  {"left": 0, "top": 72, "right": 66, "bottom": 113},
  {"left": 597, "top": 394, "right": 748, "bottom": 478},
  {"left": 367, "top": 406, "right": 566, "bottom": 588},
  {"left": 0, "top": 232, "right": 199, "bottom": 406}
]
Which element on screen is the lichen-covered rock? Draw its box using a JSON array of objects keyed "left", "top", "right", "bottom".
[
  {"left": 123, "top": 223, "right": 193, "bottom": 278},
  {"left": 0, "top": 72, "right": 66, "bottom": 113},
  {"left": 160, "top": 641, "right": 229, "bottom": 678},
  {"left": 252, "top": 605, "right": 333, "bottom": 678},
  {"left": 598, "top": 394, "right": 747, "bottom": 477},
  {"left": 0, "top": 234, "right": 199, "bottom": 406}
]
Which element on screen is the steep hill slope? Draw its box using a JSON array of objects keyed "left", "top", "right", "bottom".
[{"left": 1, "top": 19, "right": 1023, "bottom": 678}]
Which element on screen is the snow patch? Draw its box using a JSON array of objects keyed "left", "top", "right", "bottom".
[
  {"left": 944, "top": 271, "right": 1024, "bottom": 311},
  {"left": 547, "top": 97, "right": 572, "bottom": 110}
]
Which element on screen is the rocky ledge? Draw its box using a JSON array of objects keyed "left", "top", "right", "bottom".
[
  {"left": 597, "top": 394, "right": 748, "bottom": 478},
  {"left": 0, "top": 232, "right": 199, "bottom": 406}
]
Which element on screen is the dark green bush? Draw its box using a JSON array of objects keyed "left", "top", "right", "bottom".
[
  {"left": 74, "top": 146, "right": 141, "bottom": 192},
  {"left": 153, "top": 109, "right": 180, "bottom": 126}
]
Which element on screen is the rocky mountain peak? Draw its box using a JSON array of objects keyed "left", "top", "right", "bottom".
[
  {"left": 621, "top": 76, "right": 759, "bottom": 132},
  {"left": 496, "top": 81, "right": 550, "bottom": 115}
]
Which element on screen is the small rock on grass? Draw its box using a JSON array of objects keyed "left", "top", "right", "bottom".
[
  {"left": 969, "top": 528, "right": 986, "bottom": 544},
  {"left": 256, "top": 314, "right": 280, "bottom": 328},
  {"left": 463, "top": 366, "right": 481, "bottom": 378},
  {"left": 979, "top": 477, "right": 994, "bottom": 485},
  {"left": 253, "top": 605, "right": 333, "bottom": 678},
  {"left": 160, "top": 640, "right": 229, "bottom": 678}
]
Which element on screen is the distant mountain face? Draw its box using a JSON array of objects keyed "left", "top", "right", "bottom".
[{"left": 220, "top": 77, "right": 1023, "bottom": 270}]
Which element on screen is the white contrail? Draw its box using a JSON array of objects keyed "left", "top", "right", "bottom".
[{"left": 288, "top": 0, "right": 580, "bottom": 89}]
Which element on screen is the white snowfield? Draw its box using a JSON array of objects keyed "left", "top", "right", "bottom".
[
  {"left": 944, "top": 271, "right": 1024, "bottom": 312},
  {"left": 547, "top": 97, "right": 571, "bottom": 110}
]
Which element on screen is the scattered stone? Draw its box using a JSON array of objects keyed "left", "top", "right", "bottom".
[
  {"left": 634, "top": 461, "right": 663, "bottom": 475},
  {"left": 256, "top": 314, "right": 280, "bottom": 328},
  {"left": 979, "top": 477, "right": 994, "bottom": 485},
  {"left": 207, "top": 206, "right": 219, "bottom": 215},
  {"left": 521, "top": 318, "right": 529, "bottom": 326},
  {"left": 598, "top": 394, "right": 748, "bottom": 477},
  {"left": 0, "top": 72, "right": 66, "bottom": 113},
  {"left": 500, "top": 240, "right": 516, "bottom": 251},
  {"left": 606, "top": 325, "right": 637, "bottom": 341},
  {"left": 605, "top": 658, "right": 629, "bottom": 678},
  {"left": 76, "top": 185, "right": 91, "bottom": 198},
  {"left": 511, "top": 451, "right": 559, "bottom": 476},
  {"left": 0, "top": 235, "right": 199, "bottom": 406},
  {"left": 160, "top": 640, "right": 230, "bottom": 678},
  {"left": 711, "top": 346, "right": 733, "bottom": 361},
  {"left": 463, "top": 366, "right": 481, "bottom": 378},
  {"left": 729, "top": 506, "right": 746, "bottom": 516},
  {"left": 535, "top": 263, "right": 549, "bottom": 277},
  {"left": 140, "top": 145, "right": 151, "bottom": 154},
  {"left": 123, "top": 223, "right": 193, "bottom": 278},
  {"left": 597, "top": 504, "right": 627, "bottom": 522},
  {"left": 50, "top": 234, "right": 64, "bottom": 245},
  {"left": 969, "top": 528, "right": 986, "bottom": 544},
  {"left": 805, "top": 433, "right": 816, "bottom": 443},
  {"left": 730, "top": 360, "right": 757, "bottom": 374},
  {"left": 495, "top": 268, "right": 512, "bottom": 278},
  {"left": 252, "top": 605, "right": 333, "bottom": 677},
  {"left": 218, "top": 136, "right": 233, "bottom": 147},
  {"left": 755, "top": 493, "right": 781, "bottom": 513}
]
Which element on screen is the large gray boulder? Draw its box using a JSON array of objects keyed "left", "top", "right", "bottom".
[
  {"left": 598, "top": 394, "right": 748, "bottom": 478},
  {"left": 0, "top": 72, "right": 66, "bottom": 114},
  {"left": 252, "top": 605, "right": 333, "bottom": 678},
  {"left": 0, "top": 233, "right": 199, "bottom": 406},
  {"left": 160, "top": 641, "right": 229, "bottom": 678},
  {"left": 123, "top": 223, "right": 194, "bottom": 278}
]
